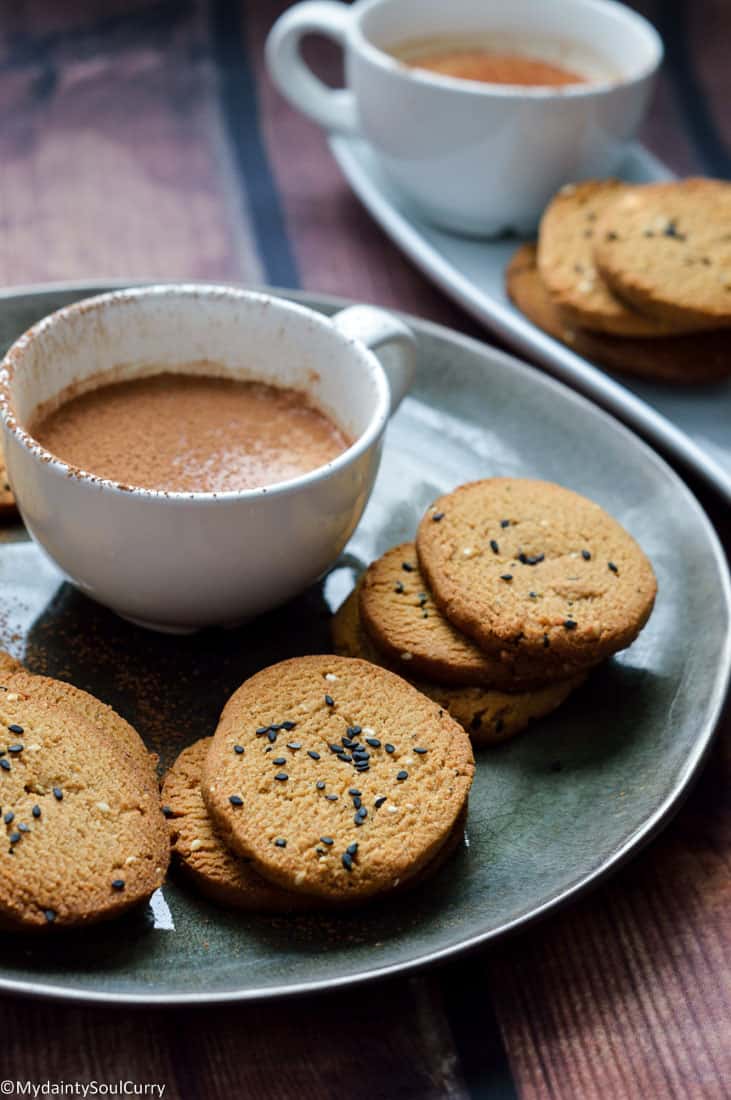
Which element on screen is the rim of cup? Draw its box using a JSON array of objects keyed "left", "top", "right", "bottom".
[
  {"left": 349, "top": 0, "right": 663, "bottom": 99},
  {"left": 0, "top": 285, "right": 392, "bottom": 505}
]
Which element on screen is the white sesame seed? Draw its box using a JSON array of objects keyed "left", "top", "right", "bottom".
[
  {"left": 95, "top": 801, "right": 111, "bottom": 814},
  {"left": 462, "top": 547, "right": 475, "bottom": 557},
  {"left": 400, "top": 652, "right": 413, "bottom": 661},
  {"left": 387, "top": 805, "right": 398, "bottom": 814},
  {"left": 6, "top": 693, "right": 18, "bottom": 702},
  {"left": 324, "top": 672, "right": 338, "bottom": 682},
  {"left": 124, "top": 856, "right": 137, "bottom": 866},
  {"left": 362, "top": 727, "right": 375, "bottom": 737},
  {"left": 190, "top": 838, "right": 203, "bottom": 852}
]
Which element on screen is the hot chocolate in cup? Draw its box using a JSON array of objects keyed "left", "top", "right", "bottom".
[{"left": 0, "top": 285, "right": 415, "bottom": 632}]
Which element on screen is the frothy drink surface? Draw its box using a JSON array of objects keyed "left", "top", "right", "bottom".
[{"left": 31, "top": 371, "right": 349, "bottom": 493}]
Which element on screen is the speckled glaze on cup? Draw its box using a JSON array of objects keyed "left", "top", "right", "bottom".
[{"left": 0, "top": 285, "right": 415, "bottom": 631}]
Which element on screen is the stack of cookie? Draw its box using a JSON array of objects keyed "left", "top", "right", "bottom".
[
  {"left": 0, "top": 653, "right": 169, "bottom": 929},
  {"left": 164, "top": 654, "right": 474, "bottom": 912},
  {"left": 334, "top": 479, "right": 657, "bottom": 744},
  {"left": 507, "top": 178, "right": 731, "bottom": 384}
]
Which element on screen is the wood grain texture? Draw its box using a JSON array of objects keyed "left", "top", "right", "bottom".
[{"left": 0, "top": 1, "right": 729, "bottom": 1098}]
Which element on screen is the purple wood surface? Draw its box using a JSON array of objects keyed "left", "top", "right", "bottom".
[{"left": 0, "top": 2, "right": 729, "bottom": 1097}]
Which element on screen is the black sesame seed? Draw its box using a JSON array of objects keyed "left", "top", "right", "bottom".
[
  {"left": 287, "top": 741, "right": 302, "bottom": 750},
  {"left": 608, "top": 561, "right": 619, "bottom": 574},
  {"left": 402, "top": 562, "right": 415, "bottom": 572},
  {"left": 529, "top": 591, "right": 538, "bottom": 599},
  {"left": 490, "top": 539, "right": 499, "bottom": 554},
  {"left": 341, "top": 853, "right": 353, "bottom": 871},
  {"left": 519, "top": 553, "right": 544, "bottom": 566},
  {"left": 394, "top": 581, "right": 404, "bottom": 594},
  {"left": 7, "top": 725, "right": 23, "bottom": 735},
  {"left": 500, "top": 574, "right": 513, "bottom": 582},
  {"left": 432, "top": 511, "right": 444, "bottom": 522},
  {"left": 324, "top": 694, "right": 334, "bottom": 707},
  {"left": 355, "top": 762, "right": 370, "bottom": 772},
  {"left": 267, "top": 730, "right": 277, "bottom": 743},
  {"left": 233, "top": 744, "right": 245, "bottom": 755},
  {"left": 329, "top": 743, "right": 343, "bottom": 754},
  {"left": 7, "top": 744, "right": 23, "bottom": 754},
  {"left": 385, "top": 743, "right": 395, "bottom": 754},
  {"left": 339, "top": 753, "right": 352, "bottom": 763},
  {"left": 111, "top": 879, "right": 125, "bottom": 891},
  {"left": 352, "top": 751, "right": 369, "bottom": 761},
  {"left": 348, "top": 725, "right": 362, "bottom": 736},
  {"left": 365, "top": 737, "right": 381, "bottom": 748},
  {"left": 162, "top": 805, "right": 173, "bottom": 818},
  {"left": 348, "top": 788, "right": 361, "bottom": 796},
  {"left": 44, "top": 909, "right": 56, "bottom": 923},
  {"left": 229, "top": 794, "right": 244, "bottom": 806},
  {"left": 396, "top": 770, "right": 408, "bottom": 781},
  {"left": 346, "top": 842, "right": 358, "bottom": 856},
  {"left": 320, "top": 836, "right": 334, "bottom": 846},
  {"left": 3, "top": 811, "right": 13, "bottom": 824},
  {"left": 0, "top": 759, "right": 10, "bottom": 771},
  {"left": 256, "top": 726, "right": 268, "bottom": 735},
  {"left": 500, "top": 519, "right": 510, "bottom": 528},
  {"left": 326, "top": 793, "right": 339, "bottom": 801},
  {"left": 308, "top": 750, "right": 321, "bottom": 761},
  {"left": 374, "top": 796, "right": 387, "bottom": 809},
  {"left": 341, "top": 737, "right": 355, "bottom": 748},
  {"left": 8, "top": 831, "right": 20, "bottom": 844},
  {"left": 352, "top": 796, "right": 362, "bottom": 810},
  {"left": 274, "top": 838, "right": 287, "bottom": 848},
  {"left": 281, "top": 721, "right": 296, "bottom": 731},
  {"left": 274, "top": 772, "right": 288, "bottom": 782},
  {"left": 32, "top": 805, "right": 41, "bottom": 818},
  {"left": 316, "top": 847, "right": 326, "bottom": 856},
  {"left": 414, "top": 747, "right": 428, "bottom": 754},
  {"left": 581, "top": 550, "right": 591, "bottom": 561},
  {"left": 273, "top": 757, "right": 286, "bottom": 765},
  {"left": 564, "top": 619, "right": 577, "bottom": 630},
  {"left": 17, "top": 823, "right": 30, "bottom": 833}
]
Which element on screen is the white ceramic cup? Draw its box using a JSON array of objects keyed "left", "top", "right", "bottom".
[
  {"left": 267, "top": 0, "right": 663, "bottom": 235},
  {"left": 0, "top": 285, "right": 416, "bottom": 632}
]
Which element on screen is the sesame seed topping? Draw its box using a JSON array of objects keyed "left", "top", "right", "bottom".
[
  {"left": 348, "top": 725, "right": 362, "bottom": 736},
  {"left": 394, "top": 581, "right": 404, "bottom": 594},
  {"left": 396, "top": 770, "right": 409, "bottom": 781},
  {"left": 229, "top": 794, "right": 244, "bottom": 806},
  {"left": 9, "top": 831, "right": 20, "bottom": 844},
  {"left": 256, "top": 727, "right": 268, "bottom": 735},
  {"left": 267, "top": 730, "right": 277, "bottom": 743},
  {"left": 274, "top": 772, "right": 288, "bottom": 782},
  {"left": 273, "top": 757, "right": 286, "bottom": 765},
  {"left": 111, "top": 879, "right": 125, "bottom": 891},
  {"left": 95, "top": 802, "right": 111, "bottom": 814},
  {"left": 233, "top": 745, "right": 245, "bottom": 755},
  {"left": 413, "top": 747, "right": 427, "bottom": 754},
  {"left": 348, "top": 787, "right": 361, "bottom": 796},
  {"left": 7, "top": 725, "right": 23, "bottom": 735},
  {"left": 365, "top": 737, "right": 381, "bottom": 748},
  {"left": 432, "top": 511, "right": 444, "bottom": 522},
  {"left": 326, "top": 793, "right": 339, "bottom": 801},
  {"left": 274, "top": 838, "right": 287, "bottom": 848},
  {"left": 32, "top": 805, "right": 41, "bottom": 818},
  {"left": 281, "top": 720, "right": 296, "bottom": 730},
  {"left": 316, "top": 780, "right": 326, "bottom": 790},
  {"left": 564, "top": 619, "right": 577, "bottom": 630},
  {"left": 500, "top": 574, "right": 513, "bottom": 582},
  {"left": 500, "top": 519, "right": 510, "bottom": 527},
  {"left": 400, "top": 652, "right": 413, "bottom": 661},
  {"left": 608, "top": 561, "right": 619, "bottom": 574},
  {"left": 320, "top": 836, "right": 334, "bottom": 845},
  {"left": 324, "top": 694, "right": 334, "bottom": 707},
  {"left": 385, "top": 744, "right": 395, "bottom": 754},
  {"left": 308, "top": 750, "right": 321, "bottom": 760},
  {"left": 44, "top": 909, "right": 56, "bottom": 923},
  {"left": 346, "top": 842, "right": 358, "bottom": 856},
  {"left": 18, "top": 823, "right": 30, "bottom": 833},
  {"left": 324, "top": 673, "right": 338, "bottom": 682},
  {"left": 0, "top": 759, "right": 10, "bottom": 771},
  {"left": 162, "top": 805, "right": 173, "bottom": 818},
  {"left": 582, "top": 550, "right": 592, "bottom": 561},
  {"left": 3, "top": 812, "right": 13, "bottom": 824},
  {"left": 341, "top": 853, "right": 353, "bottom": 871},
  {"left": 374, "top": 796, "right": 387, "bottom": 808},
  {"left": 402, "top": 562, "right": 415, "bottom": 572},
  {"left": 352, "top": 796, "right": 362, "bottom": 809},
  {"left": 518, "top": 553, "right": 544, "bottom": 566},
  {"left": 7, "top": 744, "right": 23, "bottom": 754},
  {"left": 190, "top": 838, "right": 203, "bottom": 851},
  {"left": 490, "top": 539, "right": 499, "bottom": 554}
]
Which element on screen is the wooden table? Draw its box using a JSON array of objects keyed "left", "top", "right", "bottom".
[{"left": 1, "top": 2, "right": 728, "bottom": 1096}]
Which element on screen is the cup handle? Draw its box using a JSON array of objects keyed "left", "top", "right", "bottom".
[
  {"left": 266, "top": 1, "right": 358, "bottom": 134},
  {"left": 331, "top": 306, "right": 417, "bottom": 416}
]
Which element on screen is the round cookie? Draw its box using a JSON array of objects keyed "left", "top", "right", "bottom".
[
  {"left": 0, "top": 661, "right": 169, "bottom": 929},
  {"left": 359, "top": 543, "right": 575, "bottom": 689},
  {"left": 594, "top": 179, "right": 731, "bottom": 330},
  {"left": 164, "top": 738, "right": 467, "bottom": 912},
  {"left": 333, "top": 587, "right": 586, "bottom": 746},
  {"left": 537, "top": 180, "right": 689, "bottom": 337},
  {"left": 203, "top": 655, "right": 474, "bottom": 901},
  {"left": 507, "top": 244, "right": 731, "bottom": 384},
  {"left": 416, "top": 479, "right": 657, "bottom": 669}
]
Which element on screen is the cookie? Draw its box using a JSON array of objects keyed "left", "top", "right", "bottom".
[
  {"left": 594, "top": 179, "right": 731, "bottom": 330},
  {"left": 164, "top": 738, "right": 467, "bottom": 912},
  {"left": 416, "top": 479, "right": 657, "bottom": 669},
  {"left": 333, "top": 587, "right": 586, "bottom": 746},
  {"left": 0, "top": 657, "right": 169, "bottom": 929},
  {"left": 537, "top": 180, "right": 688, "bottom": 337},
  {"left": 0, "top": 440, "right": 17, "bottom": 520},
  {"left": 203, "top": 655, "right": 474, "bottom": 901},
  {"left": 359, "top": 543, "right": 574, "bottom": 689},
  {"left": 507, "top": 244, "right": 731, "bottom": 384}
]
